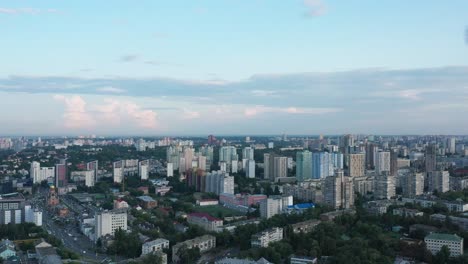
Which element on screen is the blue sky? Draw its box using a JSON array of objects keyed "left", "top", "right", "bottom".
[{"left": 0, "top": 0, "right": 467, "bottom": 135}]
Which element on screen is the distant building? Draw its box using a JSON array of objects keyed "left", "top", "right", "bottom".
[
  {"left": 113, "top": 160, "right": 124, "bottom": 183},
  {"left": 428, "top": 171, "right": 450, "bottom": 193},
  {"left": 167, "top": 162, "right": 174, "bottom": 177},
  {"left": 374, "top": 172, "right": 395, "bottom": 200},
  {"left": 425, "top": 233, "right": 463, "bottom": 257},
  {"left": 264, "top": 154, "right": 288, "bottom": 181},
  {"left": 392, "top": 208, "right": 423, "bottom": 218},
  {"left": 95, "top": 209, "right": 127, "bottom": 241},
  {"left": 324, "top": 170, "right": 354, "bottom": 209},
  {"left": 291, "top": 219, "right": 321, "bottom": 234},
  {"left": 403, "top": 172, "right": 424, "bottom": 198},
  {"left": 47, "top": 186, "right": 59, "bottom": 206},
  {"left": 141, "top": 238, "right": 170, "bottom": 256},
  {"left": 296, "top": 150, "right": 312, "bottom": 182},
  {"left": 246, "top": 159, "right": 256, "bottom": 179},
  {"left": 349, "top": 153, "right": 365, "bottom": 177},
  {"left": 425, "top": 144, "right": 437, "bottom": 173},
  {"left": 375, "top": 151, "right": 391, "bottom": 175},
  {"left": 55, "top": 161, "right": 68, "bottom": 188},
  {"left": 260, "top": 195, "right": 293, "bottom": 219},
  {"left": 137, "top": 196, "right": 157, "bottom": 209},
  {"left": 251, "top": 227, "right": 283, "bottom": 248},
  {"left": 139, "top": 160, "right": 149, "bottom": 180},
  {"left": 86, "top": 160, "right": 99, "bottom": 184},
  {"left": 215, "top": 257, "right": 273, "bottom": 264},
  {"left": 205, "top": 170, "right": 234, "bottom": 195},
  {"left": 187, "top": 212, "right": 223, "bottom": 232},
  {"left": 172, "top": 235, "right": 216, "bottom": 263}
]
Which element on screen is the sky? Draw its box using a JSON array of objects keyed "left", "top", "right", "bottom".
[{"left": 0, "top": 0, "right": 468, "bottom": 136}]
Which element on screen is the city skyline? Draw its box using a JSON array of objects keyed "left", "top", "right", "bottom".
[{"left": 1, "top": 0, "right": 468, "bottom": 135}]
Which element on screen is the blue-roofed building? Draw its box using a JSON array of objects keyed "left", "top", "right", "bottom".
[
  {"left": 0, "top": 239, "right": 16, "bottom": 260},
  {"left": 285, "top": 203, "right": 315, "bottom": 214}
]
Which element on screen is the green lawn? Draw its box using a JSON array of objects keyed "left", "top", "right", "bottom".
[{"left": 193, "top": 205, "right": 245, "bottom": 218}]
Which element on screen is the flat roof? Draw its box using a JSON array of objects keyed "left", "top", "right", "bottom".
[{"left": 425, "top": 233, "right": 463, "bottom": 242}]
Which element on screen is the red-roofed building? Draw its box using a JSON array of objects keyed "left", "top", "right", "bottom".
[
  {"left": 187, "top": 212, "right": 223, "bottom": 232},
  {"left": 138, "top": 186, "right": 149, "bottom": 195}
]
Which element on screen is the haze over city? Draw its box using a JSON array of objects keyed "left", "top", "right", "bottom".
[{"left": 1, "top": 0, "right": 468, "bottom": 135}]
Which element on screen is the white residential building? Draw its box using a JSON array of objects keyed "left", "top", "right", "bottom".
[
  {"left": 251, "top": 227, "right": 283, "bottom": 248},
  {"left": 167, "top": 163, "right": 173, "bottom": 177},
  {"left": 376, "top": 151, "right": 391, "bottom": 174},
  {"left": 425, "top": 233, "right": 463, "bottom": 257},
  {"left": 428, "top": 171, "right": 450, "bottom": 193},
  {"left": 141, "top": 238, "right": 170, "bottom": 255},
  {"left": 139, "top": 160, "right": 149, "bottom": 180},
  {"left": 95, "top": 209, "right": 127, "bottom": 241},
  {"left": 246, "top": 159, "right": 256, "bottom": 178}
]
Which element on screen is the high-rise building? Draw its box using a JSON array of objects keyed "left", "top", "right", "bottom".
[
  {"left": 259, "top": 196, "right": 292, "bottom": 218},
  {"left": 246, "top": 159, "right": 256, "bottom": 178},
  {"left": 183, "top": 147, "right": 195, "bottom": 172},
  {"left": 55, "top": 160, "right": 68, "bottom": 188},
  {"left": 428, "top": 171, "right": 450, "bottom": 193},
  {"left": 374, "top": 172, "right": 396, "bottom": 200},
  {"left": 30, "top": 161, "right": 41, "bottom": 184},
  {"left": 375, "top": 151, "right": 391, "bottom": 174},
  {"left": 330, "top": 152, "right": 344, "bottom": 170},
  {"left": 113, "top": 160, "right": 124, "bottom": 183},
  {"left": 242, "top": 147, "right": 254, "bottom": 160},
  {"left": 296, "top": 150, "right": 312, "bottom": 182},
  {"left": 167, "top": 163, "right": 173, "bottom": 177},
  {"left": 312, "top": 152, "right": 332, "bottom": 179},
  {"left": 219, "top": 146, "right": 238, "bottom": 173},
  {"left": 447, "top": 138, "right": 456, "bottom": 154},
  {"left": 95, "top": 209, "right": 128, "bottom": 241},
  {"left": 139, "top": 160, "right": 149, "bottom": 180},
  {"left": 425, "top": 144, "right": 437, "bottom": 173},
  {"left": 404, "top": 172, "right": 424, "bottom": 198},
  {"left": 204, "top": 171, "right": 234, "bottom": 195},
  {"left": 365, "top": 143, "right": 377, "bottom": 169},
  {"left": 199, "top": 146, "right": 214, "bottom": 169},
  {"left": 349, "top": 153, "right": 365, "bottom": 177},
  {"left": 390, "top": 149, "right": 398, "bottom": 176},
  {"left": 324, "top": 170, "right": 354, "bottom": 209},
  {"left": 86, "top": 160, "right": 99, "bottom": 183},
  {"left": 264, "top": 154, "right": 288, "bottom": 181}
]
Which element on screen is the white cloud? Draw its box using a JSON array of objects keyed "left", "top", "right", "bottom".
[
  {"left": 303, "top": 0, "right": 326, "bottom": 17},
  {"left": 54, "top": 95, "right": 158, "bottom": 130},
  {"left": 244, "top": 105, "right": 340, "bottom": 117},
  {"left": 97, "top": 86, "right": 126, "bottom": 94},
  {"left": 251, "top": 90, "right": 277, "bottom": 97},
  {"left": 53, "top": 95, "right": 96, "bottom": 129},
  {"left": 0, "top": 8, "right": 59, "bottom": 15},
  {"left": 182, "top": 109, "right": 201, "bottom": 119}
]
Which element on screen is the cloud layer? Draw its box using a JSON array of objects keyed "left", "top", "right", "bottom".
[{"left": 1, "top": 66, "right": 468, "bottom": 134}]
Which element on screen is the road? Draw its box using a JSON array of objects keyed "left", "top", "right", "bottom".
[{"left": 34, "top": 188, "right": 112, "bottom": 263}]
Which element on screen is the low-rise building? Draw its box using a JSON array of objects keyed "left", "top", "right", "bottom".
[
  {"left": 196, "top": 199, "right": 219, "bottom": 206},
  {"left": 137, "top": 196, "right": 157, "bottom": 209},
  {"left": 290, "top": 255, "right": 318, "bottom": 264},
  {"left": 251, "top": 227, "right": 283, "bottom": 248},
  {"left": 141, "top": 238, "right": 170, "bottom": 256},
  {"left": 291, "top": 219, "right": 321, "bottom": 234},
  {"left": 365, "top": 200, "right": 394, "bottom": 215},
  {"left": 320, "top": 209, "right": 356, "bottom": 222},
  {"left": 0, "top": 239, "right": 16, "bottom": 260},
  {"left": 392, "top": 208, "right": 423, "bottom": 218},
  {"left": 424, "top": 233, "right": 464, "bottom": 257},
  {"left": 187, "top": 212, "right": 223, "bottom": 232},
  {"left": 430, "top": 214, "right": 468, "bottom": 231},
  {"left": 172, "top": 235, "right": 216, "bottom": 263},
  {"left": 215, "top": 257, "right": 273, "bottom": 264},
  {"left": 402, "top": 196, "right": 468, "bottom": 212}
]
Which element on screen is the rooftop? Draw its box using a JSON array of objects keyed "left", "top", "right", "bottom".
[
  {"left": 425, "top": 233, "right": 463, "bottom": 242},
  {"left": 189, "top": 212, "right": 222, "bottom": 222},
  {"left": 137, "top": 196, "right": 156, "bottom": 202},
  {"left": 143, "top": 238, "right": 169, "bottom": 246}
]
